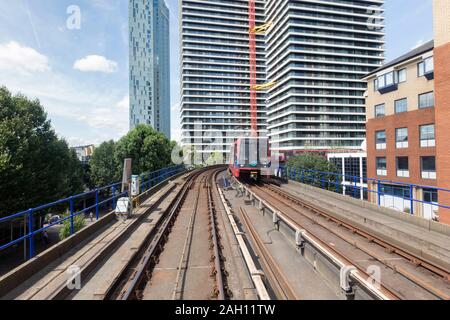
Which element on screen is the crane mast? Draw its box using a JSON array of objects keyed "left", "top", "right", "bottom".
[
  {"left": 248, "top": 1, "right": 275, "bottom": 138},
  {"left": 248, "top": 0, "right": 258, "bottom": 138}
]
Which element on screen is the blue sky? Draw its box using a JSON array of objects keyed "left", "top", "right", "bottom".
[{"left": 0, "top": 0, "right": 434, "bottom": 146}]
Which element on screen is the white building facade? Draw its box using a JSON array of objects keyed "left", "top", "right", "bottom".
[
  {"left": 265, "top": 0, "right": 385, "bottom": 153},
  {"left": 327, "top": 151, "right": 367, "bottom": 200},
  {"left": 180, "top": 0, "right": 268, "bottom": 161}
]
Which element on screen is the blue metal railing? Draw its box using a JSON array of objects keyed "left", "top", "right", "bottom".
[
  {"left": 0, "top": 165, "right": 185, "bottom": 260},
  {"left": 282, "top": 167, "right": 448, "bottom": 219}
]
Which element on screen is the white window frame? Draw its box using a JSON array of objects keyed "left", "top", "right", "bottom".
[
  {"left": 418, "top": 57, "right": 434, "bottom": 77},
  {"left": 421, "top": 139, "right": 436, "bottom": 148},
  {"left": 375, "top": 104, "right": 385, "bottom": 118},
  {"left": 396, "top": 128, "right": 409, "bottom": 149},
  {"left": 421, "top": 157, "right": 436, "bottom": 180},
  {"left": 395, "top": 98, "right": 408, "bottom": 114},
  {"left": 375, "top": 130, "right": 386, "bottom": 150},
  {"left": 422, "top": 171, "right": 437, "bottom": 180},
  {"left": 376, "top": 157, "right": 387, "bottom": 177},
  {"left": 419, "top": 92, "right": 434, "bottom": 109},
  {"left": 396, "top": 157, "right": 409, "bottom": 178},
  {"left": 397, "top": 170, "right": 410, "bottom": 178},
  {"left": 398, "top": 68, "right": 407, "bottom": 83},
  {"left": 420, "top": 124, "right": 435, "bottom": 148}
]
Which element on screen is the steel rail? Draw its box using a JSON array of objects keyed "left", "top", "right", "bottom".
[
  {"left": 108, "top": 166, "right": 227, "bottom": 300},
  {"left": 216, "top": 187, "right": 271, "bottom": 300},
  {"left": 172, "top": 176, "right": 204, "bottom": 300},
  {"left": 240, "top": 207, "right": 299, "bottom": 300},
  {"left": 207, "top": 171, "right": 226, "bottom": 300},
  {"left": 114, "top": 168, "right": 206, "bottom": 300},
  {"left": 16, "top": 180, "right": 179, "bottom": 301},
  {"left": 235, "top": 180, "right": 400, "bottom": 300},
  {"left": 263, "top": 184, "right": 450, "bottom": 300}
]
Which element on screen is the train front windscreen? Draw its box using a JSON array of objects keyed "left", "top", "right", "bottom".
[{"left": 238, "top": 138, "right": 270, "bottom": 168}]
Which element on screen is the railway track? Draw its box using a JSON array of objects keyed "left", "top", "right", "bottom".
[
  {"left": 106, "top": 167, "right": 228, "bottom": 300},
  {"left": 244, "top": 181, "right": 450, "bottom": 300},
  {"left": 239, "top": 207, "right": 298, "bottom": 300},
  {"left": 2, "top": 177, "right": 181, "bottom": 300},
  {"left": 2, "top": 167, "right": 231, "bottom": 301}
]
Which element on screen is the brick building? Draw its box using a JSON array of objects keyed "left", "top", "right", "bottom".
[{"left": 363, "top": 0, "right": 450, "bottom": 224}]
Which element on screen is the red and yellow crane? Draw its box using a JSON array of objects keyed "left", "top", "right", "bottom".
[
  {"left": 248, "top": 0, "right": 275, "bottom": 138},
  {"left": 248, "top": 0, "right": 258, "bottom": 138}
]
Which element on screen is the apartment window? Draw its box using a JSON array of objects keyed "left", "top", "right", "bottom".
[
  {"left": 420, "top": 124, "right": 435, "bottom": 147},
  {"left": 397, "top": 157, "right": 410, "bottom": 178},
  {"left": 345, "top": 158, "right": 361, "bottom": 179},
  {"left": 380, "top": 184, "right": 411, "bottom": 199},
  {"left": 375, "top": 130, "right": 386, "bottom": 150},
  {"left": 395, "top": 98, "right": 408, "bottom": 114},
  {"left": 385, "top": 72, "right": 394, "bottom": 86},
  {"left": 421, "top": 156, "right": 436, "bottom": 180},
  {"left": 423, "top": 188, "right": 438, "bottom": 203},
  {"left": 396, "top": 128, "right": 409, "bottom": 149},
  {"left": 419, "top": 92, "right": 434, "bottom": 109},
  {"left": 376, "top": 71, "right": 395, "bottom": 89},
  {"left": 398, "top": 68, "right": 407, "bottom": 83},
  {"left": 418, "top": 57, "right": 434, "bottom": 77},
  {"left": 378, "top": 75, "right": 385, "bottom": 88},
  {"left": 375, "top": 104, "right": 385, "bottom": 118},
  {"left": 376, "top": 157, "right": 387, "bottom": 176}
]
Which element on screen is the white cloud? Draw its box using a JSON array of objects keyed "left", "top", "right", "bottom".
[
  {"left": 116, "top": 95, "right": 129, "bottom": 111},
  {"left": 0, "top": 41, "right": 49, "bottom": 74},
  {"left": 73, "top": 55, "right": 118, "bottom": 73},
  {"left": 1, "top": 57, "right": 128, "bottom": 145}
]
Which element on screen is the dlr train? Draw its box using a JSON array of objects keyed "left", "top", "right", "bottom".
[{"left": 229, "top": 137, "right": 271, "bottom": 180}]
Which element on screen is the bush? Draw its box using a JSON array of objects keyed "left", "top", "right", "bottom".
[
  {"left": 287, "top": 153, "right": 341, "bottom": 190},
  {"left": 59, "top": 215, "right": 86, "bottom": 240}
]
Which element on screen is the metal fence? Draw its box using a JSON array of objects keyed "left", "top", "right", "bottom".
[
  {"left": 0, "top": 165, "right": 185, "bottom": 260},
  {"left": 283, "top": 167, "right": 448, "bottom": 221}
]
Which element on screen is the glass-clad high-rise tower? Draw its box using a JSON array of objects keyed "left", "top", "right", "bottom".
[
  {"left": 265, "top": 0, "right": 385, "bottom": 152},
  {"left": 129, "top": 0, "right": 171, "bottom": 139},
  {"left": 180, "top": 0, "right": 268, "bottom": 160}
]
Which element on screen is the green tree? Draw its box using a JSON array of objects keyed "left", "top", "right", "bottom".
[
  {"left": 89, "top": 140, "right": 120, "bottom": 187},
  {"left": 59, "top": 215, "right": 86, "bottom": 240},
  {"left": 0, "top": 87, "right": 84, "bottom": 217},
  {"left": 88, "top": 125, "right": 176, "bottom": 187},
  {"left": 287, "top": 153, "right": 341, "bottom": 190},
  {"left": 114, "top": 124, "right": 174, "bottom": 176}
]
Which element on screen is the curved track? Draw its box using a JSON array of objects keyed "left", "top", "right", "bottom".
[
  {"left": 245, "top": 182, "right": 450, "bottom": 300},
  {"left": 107, "top": 167, "right": 228, "bottom": 300}
]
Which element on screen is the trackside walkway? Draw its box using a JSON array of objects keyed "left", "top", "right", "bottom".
[{"left": 282, "top": 181, "right": 450, "bottom": 272}]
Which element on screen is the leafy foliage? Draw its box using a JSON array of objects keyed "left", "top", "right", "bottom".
[
  {"left": 287, "top": 153, "right": 341, "bottom": 190},
  {"left": 0, "top": 87, "right": 84, "bottom": 217},
  {"left": 115, "top": 124, "right": 174, "bottom": 175},
  {"left": 59, "top": 215, "right": 86, "bottom": 240},
  {"left": 89, "top": 140, "right": 120, "bottom": 187},
  {"left": 89, "top": 125, "right": 176, "bottom": 187}
]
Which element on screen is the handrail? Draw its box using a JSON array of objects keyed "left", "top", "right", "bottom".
[
  {"left": 0, "top": 165, "right": 186, "bottom": 260},
  {"left": 282, "top": 166, "right": 448, "bottom": 217}
]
